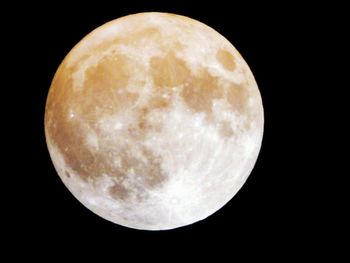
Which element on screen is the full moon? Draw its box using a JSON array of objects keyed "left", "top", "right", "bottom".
[{"left": 45, "top": 12, "right": 264, "bottom": 230}]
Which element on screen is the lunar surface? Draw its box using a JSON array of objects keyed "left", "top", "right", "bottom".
[{"left": 45, "top": 12, "right": 264, "bottom": 230}]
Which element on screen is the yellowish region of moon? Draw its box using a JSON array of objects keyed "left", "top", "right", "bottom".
[{"left": 45, "top": 12, "right": 264, "bottom": 230}]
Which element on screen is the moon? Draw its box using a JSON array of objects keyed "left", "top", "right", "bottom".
[{"left": 45, "top": 12, "right": 264, "bottom": 230}]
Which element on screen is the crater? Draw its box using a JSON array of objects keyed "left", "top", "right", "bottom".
[
  {"left": 65, "top": 171, "right": 71, "bottom": 178},
  {"left": 216, "top": 49, "right": 236, "bottom": 71},
  {"left": 109, "top": 182, "right": 130, "bottom": 201},
  {"left": 218, "top": 121, "right": 234, "bottom": 138}
]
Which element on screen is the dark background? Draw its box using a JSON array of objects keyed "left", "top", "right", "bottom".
[{"left": 8, "top": 0, "right": 338, "bottom": 258}]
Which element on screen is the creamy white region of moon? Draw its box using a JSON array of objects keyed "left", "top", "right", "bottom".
[{"left": 45, "top": 12, "right": 264, "bottom": 230}]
